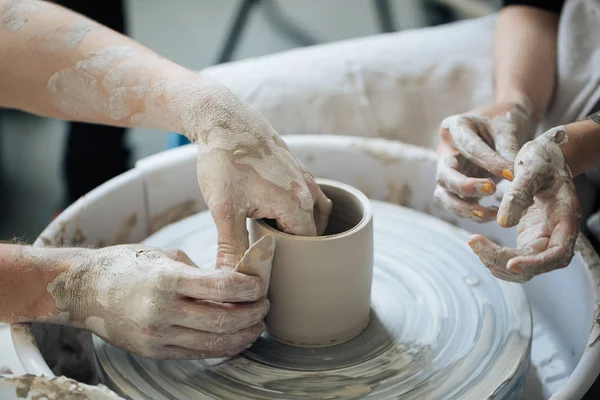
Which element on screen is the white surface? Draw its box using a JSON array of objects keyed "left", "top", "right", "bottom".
[{"left": 0, "top": 324, "right": 24, "bottom": 376}]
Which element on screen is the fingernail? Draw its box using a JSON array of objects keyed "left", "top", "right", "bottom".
[
  {"left": 471, "top": 210, "right": 484, "bottom": 220},
  {"left": 497, "top": 215, "right": 507, "bottom": 227},
  {"left": 467, "top": 239, "right": 480, "bottom": 251},
  {"left": 508, "top": 265, "right": 524, "bottom": 274},
  {"left": 502, "top": 169, "right": 514, "bottom": 181},
  {"left": 479, "top": 182, "right": 493, "bottom": 195},
  {"left": 220, "top": 265, "right": 235, "bottom": 272}
]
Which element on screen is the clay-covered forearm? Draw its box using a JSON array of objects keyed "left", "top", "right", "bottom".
[
  {"left": 494, "top": 5, "right": 559, "bottom": 124},
  {"left": 0, "top": 0, "right": 227, "bottom": 141},
  {"left": 0, "top": 244, "right": 76, "bottom": 324},
  {"left": 561, "top": 116, "right": 600, "bottom": 177}
]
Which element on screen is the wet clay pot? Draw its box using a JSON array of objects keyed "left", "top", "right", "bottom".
[{"left": 249, "top": 178, "right": 374, "bottom": 347}]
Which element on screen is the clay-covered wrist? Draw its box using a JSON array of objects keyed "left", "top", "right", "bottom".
[
  {"left": 3, "top": 246, "right": 83, "bottom": 324},
  {"left": 178, "top": 77, "right": 243, "bottom": 145}
]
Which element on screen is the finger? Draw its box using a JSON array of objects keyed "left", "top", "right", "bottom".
[
  {"left": 311, "top": 185, "right": 333, "bottom": 236},
  {"left": 489, "top": 268, "right": 529, "bottom": 284},
  {"left": 436, "top": 153, "right": 496, "bottom": 198},
  {"left": 506, "top": 246, "right": 571, "bottom": 276},
  {"left": 497, "top": 173, "right": 536, "bottom": 228},
  {"left": 210, "top": 208, "right": 249, "bottom": 269},
  {"left": 175, "top": 270, "right": 265, "bottom": 302},
  {"left": 275, "top": 209, "right": 317, "bottom": 236},
  {"left": 442, "top": 115, "right": 514, "bottom": 181},
  {"left": 164, "top": 323, "right": 263, "bottom": 352},
  {"left": 491, "top": 101, "right": 533, "bottom": 162},
  {"left": 491, "top": 122, "right": 520, "bottom": 163},
  {"left": 468, "top": 234, "right": 520, "bottom": 270},
  {"left": 433, "top": 186, "right": 497, "bottom": 222},
  {"left": 174, "top": 298, "right": 270, "bottom": 333},
  {"left": 162, "top": 249, "right": 198, "bottom": 267},
  {"left": 507, "top": 223, "right": 577, "bottom": 275},
  {"left": 150, "top": 344, "right": 249, "bottom": 360}
]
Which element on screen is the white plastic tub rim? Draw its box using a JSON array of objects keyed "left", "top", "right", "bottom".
[{"left": 9, "top": 135, "right": 600, "bottom": 400}]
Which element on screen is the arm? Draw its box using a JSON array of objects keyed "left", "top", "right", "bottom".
[
  {"left": 434, "top": 1, "right": 561, "bottom": 222},
  {"left": 0, "top": 242, "right": 270, "bottom": 359},
  {"left": 0, "top": 244, "right": 66, "bottom": 323},
  {"left": 562, "top": 114, "right": 600, "bottom": 177},
  {"left": 0, "top": 0, "right": 332, "bottom": 265},
  {"left": 495, "top": 3, "right": 561, "bottom": 124},
  {"left": 0, "top": 0, "right": 221, "bottom": 140}
]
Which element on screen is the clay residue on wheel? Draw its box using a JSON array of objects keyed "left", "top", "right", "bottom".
[
  {"left": 38, "top": 208, "right": 85, "bottom": 247},
  {"left": 575, "top": 235, "right": 600, "bottom": 349},
  {"left": 351, "top": 139, "right": 437, "bottom": 166},
  {"left": 11, "top": 323, "right": 37, "bottom": 346},
  {"left": 386, "top": 182, "right": 413, "bottom": 207},
  {"left": 114, "top": 212, "right": 138, "bottom": 244},
  {"left": 150, "top": 200, "right": 198, "bottom": 233},
  {"left": 2, "top": 374, "right": 123, "bottom": 399}
]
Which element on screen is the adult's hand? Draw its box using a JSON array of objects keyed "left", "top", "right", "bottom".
[
  {"left": 50, "top": 245, "right": 270, "bottom": 359},
  {"left": 434, "top": 99, "right": 533, "bottom": 222},
  {"left": 468, "top": 127, "right": 581, "bottom": 283},
  {"left": 193, "top": 87, "right": 332, "bottom": 268}
]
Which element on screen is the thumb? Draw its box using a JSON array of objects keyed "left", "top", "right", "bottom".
[
  {"left": 497, "top": 166, "right": 536, "bottom": 228},
  {"left": 212, "top": 211, "right": 249, "bottom": 269},
  {"left": 491, "top": 101, "right": 533, "bottom": 163},
  {"left": 493, "top": 124, "right": 520, "bottom": 164}
]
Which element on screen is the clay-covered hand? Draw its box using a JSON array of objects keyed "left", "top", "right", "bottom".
[
  {"left": 468, "top": 127, "right": 581, "bottom": 283},
  {"left": 192, "top": 86, "right": 332, "bottom": 268},
  {"left": 434, "top": 99, "right": 534, "bottom": 222},
  {"left": 50, "top": 245, "right": 269, "bottom": 359}
]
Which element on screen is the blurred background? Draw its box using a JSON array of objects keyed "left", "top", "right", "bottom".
[{"left": 0, "top": 0, "right": 501, "bottom": 241}]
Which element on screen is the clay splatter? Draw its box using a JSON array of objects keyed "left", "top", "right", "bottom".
[
  {"left": 1, "top": 374, "right": 123, "bottom": 399},
  {"left": 150, "top": 199, "right": 198, "bottom": 233},
  {"left": 115, "top": 212, "right": 138, "bottom": 244},
  {"left": 66, "top": 24, "right": 91, "bottom": 48},
  {"left": 0, "top": 0, "right": 38, "bottom": 31}
]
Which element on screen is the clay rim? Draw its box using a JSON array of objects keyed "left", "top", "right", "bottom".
[{"left": 254, "top": 178, "right": 372, "bottom": 241}]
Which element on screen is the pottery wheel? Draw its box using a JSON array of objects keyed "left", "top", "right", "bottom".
[{"left": 93, "top": 201, "right": 532, "bottom": 399}]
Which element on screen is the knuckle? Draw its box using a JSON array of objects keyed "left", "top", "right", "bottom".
[
  {"left": 433, "top": 187, "right": 444, "bottom": 203},
  {"left": 296, "top": 190, "right": 315, "bottom": 212},
  {"left": 205, "top": 334, "right": 229, "bottom": 351},
  {"left": 140, "top": 346, "right": 162, "bottom": 359},
  {"left": 212, "top": 312, "right": 240, "bottom": 333},
  {"left": 216, "top": 273, "right": 237, "bottom": 298}
]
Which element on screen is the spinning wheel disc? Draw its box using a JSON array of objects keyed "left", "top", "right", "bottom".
[{"left": 94, "top": 201, "right": 531, "bottom": 399}]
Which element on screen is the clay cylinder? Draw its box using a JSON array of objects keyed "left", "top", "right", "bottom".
[{"left": 249, "top": 178, "right": 374, "bottom": 347}]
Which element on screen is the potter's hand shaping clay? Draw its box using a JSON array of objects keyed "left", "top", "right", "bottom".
[
  {"left": 43, "top": 245, "right": 269, "bottom": 359},
  {"left": 0, "top": 0, "right": 332, "bottom": 271},
  {"left": 468, "top": 127, "right": 581, "bottom": 283},
  {"left": 434, "top": 99, "right": 534, "bottom": 222},
  {"left": 193, "top": 88, "right": 332, "bottom": 268}
]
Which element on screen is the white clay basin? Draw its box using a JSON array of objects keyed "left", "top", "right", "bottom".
[{"left": 7, "top": 135, "right": 600, "bottom": 400}]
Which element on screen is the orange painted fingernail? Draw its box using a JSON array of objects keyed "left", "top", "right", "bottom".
[
  {"left": 472, "top": 210, "right": 484, "bottom": 219},
  {"left": 508, "top": 265, "right": 524, "bottom": 274},
  {"left": 502, "top": 169, "right": 514, "bottom": 181},
  {"left": 497, "top": 215, "right": 507, "bottom": 227},
  {"left": 479, "top": 182, "right": 493, "bottom": 195}
]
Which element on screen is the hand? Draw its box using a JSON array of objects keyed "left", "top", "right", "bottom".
[
  {"left": 48, "top": 245, "right": 269, "bottom": 359},
  {"left": 193, "top": 87, "right": 332, "bottom": 268},
  {"left": 434, "top": 99, "right": 533, "bottom": 222},
  {"left": 467, "top": 127, "right": 581, "bottom": 283}
]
